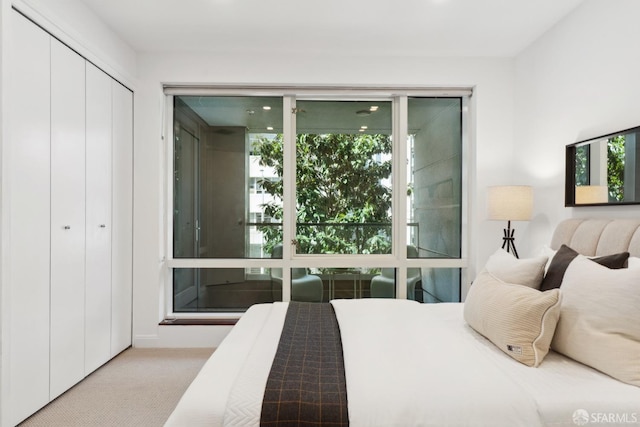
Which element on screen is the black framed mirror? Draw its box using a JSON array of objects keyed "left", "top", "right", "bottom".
[{"left": 566, "top": 126, "right": 640, "bottom": 206}]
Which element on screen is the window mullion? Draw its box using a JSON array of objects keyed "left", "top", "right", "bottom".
[
  {"left": 281, "top": 96, "right": 296, "bottom": 301},
  {"left": 394, "top": 96, "right": 408, "bottom": 299}
]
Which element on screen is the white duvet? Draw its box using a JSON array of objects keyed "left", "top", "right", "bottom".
[{"left": 165, "top": 300, "right": 640, "bottom": 427}]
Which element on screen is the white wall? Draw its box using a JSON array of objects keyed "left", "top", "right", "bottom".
[
  {"left": 514, "top": 0, "right": 640, "bottom": 256},
  {"left": 134, "top": 52, "right": 516, "bottom": 346}
]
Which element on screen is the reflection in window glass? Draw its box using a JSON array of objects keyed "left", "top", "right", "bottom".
[
  {"left": 173, "top": 96, "right": 283, "bottom": 259},
  {"left": 368, "top": 267, "right": 461, "bottom": 302},
  {"left": 173, "top": 268, "right": 278, "bottom": 312},
  {"left": 281, "top": 267, "right": 392, "bottom": 302},
  {"left": 420, "top": 268, "right": 461, "bottom": 303},
  {"left": 407, "top": 98, "right": 462, "bottom": 259}
]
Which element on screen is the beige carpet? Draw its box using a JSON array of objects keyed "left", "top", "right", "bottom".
[{"left": 19, "top": 347, "right": 214, "bottom": 427}]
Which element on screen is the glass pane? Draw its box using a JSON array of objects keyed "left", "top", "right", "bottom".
[
  {"left": 368, "top": 267, "right": 424, "bottom": 301},
  {"left": 173, "top": 268, "right": 278, "bottom": 312},
  {"left": 288, "top": 266, "right": 388, "bottom": 302},
  {"left": 407, "top": 98, "right": 462, "bottom": 258},
  {"left": 173, "top": 96, "right": 283, "bottom": 258},
  {"left": 368, "top": 267, "right": 396, "bottom": 299},
  {"left": 419, "top": 268, "right": 461, "bottom": 303},
  {"left": 294, "top": 100, "right": 393, "bottom": 255}
]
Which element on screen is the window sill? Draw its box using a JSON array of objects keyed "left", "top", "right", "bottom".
[{"left": 159, "top": 318, "right": 238, "bottom": 326}]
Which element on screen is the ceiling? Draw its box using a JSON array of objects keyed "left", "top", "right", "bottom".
[{"left": 78, "top": 0, "right": 585, "bottom": 57}]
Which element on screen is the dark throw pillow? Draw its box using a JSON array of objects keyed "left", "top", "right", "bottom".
[{"left": 539, "top": 244, "right": 630, "bottom": 291}]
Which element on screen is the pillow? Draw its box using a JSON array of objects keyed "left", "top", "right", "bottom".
[
  {"left": 464, "top": 271, "right": 562, "bottom": 367},
  {"left": 484, "top": 248, "right": 548, "bottom": 289},
  {"left": 551, "top": 256, "right": 640, "bottom": 387},
  {"left": 539, "top": 245, "right": 630, "bottom": 291},
  {"left": 539, "top": 245, "right": 557, "bottom": 274}
]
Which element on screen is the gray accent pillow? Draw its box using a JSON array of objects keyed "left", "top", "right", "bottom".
[{"left": 539, "top": 244, "right": 629, "bottom": 291}]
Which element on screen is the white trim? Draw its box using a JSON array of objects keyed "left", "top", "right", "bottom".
[
  {"left": 163, "top": 95, "right": 174, "bottom": 317},
  {"left": 0, "top": 1, "right": 12, "bottom": 425},
  {"left": 461, "top": 95, "right": 473, "bottom": 300},
  {"left": 281, "top": 96, "right": 295, "bottom": 302},
  {"left": 166, "top": 257, "right": 467, "bottom": 269},
  {"left": 163, "top": 85, "right": 472, "bottom": 98},
  {"left": 395, "top": 96, "right": 409, "bottom": 299}
]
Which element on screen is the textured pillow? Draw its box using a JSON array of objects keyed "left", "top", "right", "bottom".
[
  {"left": 464, "top": 271, "right": 562, "bottom": 367},
  {"left": 540, "top": 245, "right": 630, "bottom": 291},
  {"left": 484, "top": 248, "right": 548, "bottom": 289},
  {"left": 551, "top": 256, "right": 640, "bottom": 386}
]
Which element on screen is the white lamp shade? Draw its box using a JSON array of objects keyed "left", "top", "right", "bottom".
[
  {"left": 488, "top": 185, "right": 533, "bottom": 221},
  {"left": 575, "top": 185, "right": 608, "bottom": 204}
]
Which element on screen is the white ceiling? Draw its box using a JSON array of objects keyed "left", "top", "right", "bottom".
[{"left": 78, "top": 0, "right": 585, "bottom": 57}]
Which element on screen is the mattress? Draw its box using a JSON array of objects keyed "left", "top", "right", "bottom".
[{"left": 165, "top": 300, "right": 640, "bottom": 427}]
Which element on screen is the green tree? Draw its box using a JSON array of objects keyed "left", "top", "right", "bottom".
[
  {"left": 575, "top": 145, "right": 589, "bottom": 186},
  {"left": 607, "top": 135, "right": 625, "bottom": 202},
  {"left": 254, "top": 133, "right": 392, "bottom": 255}
]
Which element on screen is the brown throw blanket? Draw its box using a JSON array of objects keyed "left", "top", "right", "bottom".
[{"left": 260, "top": 302, "right": 349, "bottom": 426}]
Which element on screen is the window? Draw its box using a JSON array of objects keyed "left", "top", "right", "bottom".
[
  {"left": 292, "top": 100, "right": 393, "bottom": 255},
  {"left": 167, "top": 89, "right": 469, "bottom": 315}
]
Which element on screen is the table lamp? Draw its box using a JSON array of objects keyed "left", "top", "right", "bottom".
[{"left": 487, "top": 185, "right": 533, "bottom": 258}]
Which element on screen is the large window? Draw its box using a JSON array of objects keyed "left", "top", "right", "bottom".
[{"left": 167, "top": 90, "right": 468, "bottom": 314}]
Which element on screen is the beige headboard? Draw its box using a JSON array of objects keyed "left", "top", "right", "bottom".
[{"left": 551, "top": 218, "right": 640, "bottom": 257}]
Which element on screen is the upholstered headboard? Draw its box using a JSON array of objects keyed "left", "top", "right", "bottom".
[{"left": 551, "top": 218, "right": 640, "bottom": 257}]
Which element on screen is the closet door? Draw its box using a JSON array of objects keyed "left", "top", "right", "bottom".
[
  {"left": 85, "top": 63, "right": 113, "bottom": 374},
  {"left": 111, "top": 82, "right": 134, "bottom": 355},
  {"left": 8, "top": 11, "right": 52, "bottom": 425},
  {"left": 49, "top": 38, "right": 87, "bottom": 399}
]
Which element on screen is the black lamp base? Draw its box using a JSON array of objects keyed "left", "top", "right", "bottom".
[{"left": 501, "top": 220, "right": 519, "bottom": 258}]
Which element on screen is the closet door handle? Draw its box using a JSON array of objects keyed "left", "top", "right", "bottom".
[
  {"left": 63, "top": 225, "right": 71, "bottom": 230},
  {"left": 99, "top": 224, "right": 106, "bottom": 228}
]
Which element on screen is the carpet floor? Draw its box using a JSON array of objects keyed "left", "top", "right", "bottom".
[{"left": 18, "top": 347, "right": 214, "bottom": 427}]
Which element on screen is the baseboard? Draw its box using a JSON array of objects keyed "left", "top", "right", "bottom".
[{"left": 134, "top": 325, "right": 233, "bottom": 348}]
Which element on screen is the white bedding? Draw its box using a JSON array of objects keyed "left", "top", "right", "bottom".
[{"left": 165, "top": 300, "right": 640, "bottom": 427}]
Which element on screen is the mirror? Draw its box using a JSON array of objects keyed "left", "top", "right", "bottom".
[{"left": 566, "top": 126, "right": 640, "bottom": 206}]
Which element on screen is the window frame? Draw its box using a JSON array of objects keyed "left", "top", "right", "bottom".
[{"left": 163, "top": 86, "right": 471, "bottom": 319}]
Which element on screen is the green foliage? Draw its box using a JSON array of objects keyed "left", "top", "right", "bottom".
[
  {"left": 253, "top": 133, "right": 392, "bottom": 255},
  {"left": 575, "top": 145, "right": 589, "bottom": 186},
  {"left": 607, "top": 135, "right": 625, "bottom": 202}
]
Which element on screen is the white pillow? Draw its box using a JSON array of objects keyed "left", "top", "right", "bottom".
[
  {"left": 484, "top": 248, "right": 548, "bottom": 289},
  {"left": 464, "top": 271, "right": 562, "bottom": 367},
  {"left": 551, "top": 256, "right": 640, "bottom": 387},
  {"left": 628, "top": 256, "right": 640, "bottom": 268},
  {"left": 539, "top": 245, "right": 557, "bottom": 274}
]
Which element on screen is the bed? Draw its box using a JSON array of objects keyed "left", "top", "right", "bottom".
[{"left": 165, "top": 219, "right": 640, "bottom": 427}]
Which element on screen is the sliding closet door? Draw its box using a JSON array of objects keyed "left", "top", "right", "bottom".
[
  {"left": 111, "top": 81, "right": 134, "bottom": 356},
  {"left": 49, "top": 38, "right": 87, "bottom": 399},
  {"left": 85, "top": 63, "right": 113, "bottom": 374},
  {"left": 8, "top": 11, "right": 52, "bottom": 425}
]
